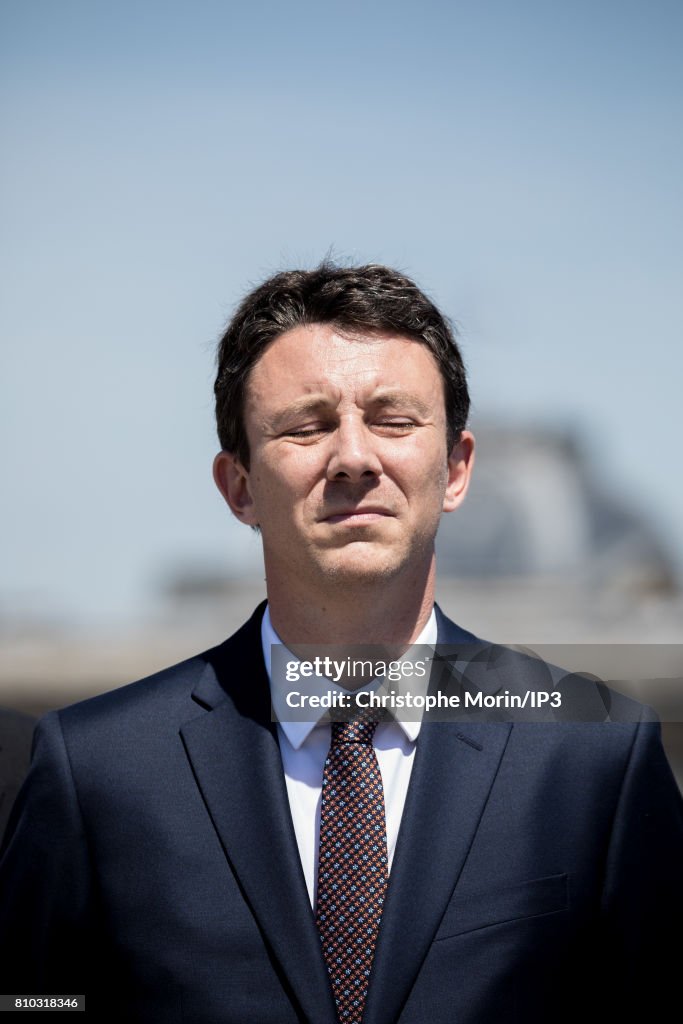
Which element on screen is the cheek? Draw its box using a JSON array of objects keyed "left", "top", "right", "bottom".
[
  {"left": 249, "top": 455, "right": 317, "bottom": 512},
  {"left": 392, "top": 440, "right": 449, "bottom": 491}
]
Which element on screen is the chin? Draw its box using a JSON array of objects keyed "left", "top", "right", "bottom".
[{"left": 316, "top": 545, "right": 412, "bottom": 586}]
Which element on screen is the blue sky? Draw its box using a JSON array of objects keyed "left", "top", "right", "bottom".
[{"left": 2, "top": 0, "right": 682, "bottom": 623}]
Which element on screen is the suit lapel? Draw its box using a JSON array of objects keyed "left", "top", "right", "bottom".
[
  {"left": 363, "top": 608, "right": 512, "bottom": 1024},
  {"left": 180, "top": 607, "right": 337, "bottom": 1024}
]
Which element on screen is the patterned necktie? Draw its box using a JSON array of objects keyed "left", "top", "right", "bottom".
[{"left": 316, "top": 716, "right": 389, "bottom": 1023}]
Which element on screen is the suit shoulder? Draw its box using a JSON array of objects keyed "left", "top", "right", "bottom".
[
  {"left": 56, "top": 647, "right": 214, "bottom": 722},
  {"left": 51, "top": 604, "right": 266, "bottom": 739}
]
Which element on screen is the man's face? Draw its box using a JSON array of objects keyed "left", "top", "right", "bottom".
[{"left": 214, "top": 324, "right": 474, "bottom": 589}]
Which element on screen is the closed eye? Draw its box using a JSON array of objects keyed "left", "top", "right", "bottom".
[
  {"left": 375, "top": 420, "right": 417, "bottom": 431},
  {"left": 281, "top": 426, "right": 329, "bottom": 438}
]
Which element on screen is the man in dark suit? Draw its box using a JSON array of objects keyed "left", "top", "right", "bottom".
[{"left": 1, "top": 263, "right": 682, "bottom": 1022}]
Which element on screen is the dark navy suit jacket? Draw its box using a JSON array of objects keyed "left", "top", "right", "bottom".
[{"left": 1, "top": 604, "right": 682, "bottom": 1022}]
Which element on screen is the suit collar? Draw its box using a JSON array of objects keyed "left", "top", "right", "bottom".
[
  {"left": 434, "top": 602, "right": 479, "bottom": 644},
  {"left": 433, "top": 603, "right": 517, "bottom": 699},
  {"left": 182, "top": 601, "right": 337, "bottom": 1024},
  {"left": 189, "top": 601, "right": 270, "bottom": 712}
]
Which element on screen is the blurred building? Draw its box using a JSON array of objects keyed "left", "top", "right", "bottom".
[
  {"left": 433, "top": 423, "right": 681, "bottom": 645},
  {"left": 437, "top": 424, "right": 675, "bottom": 593}
]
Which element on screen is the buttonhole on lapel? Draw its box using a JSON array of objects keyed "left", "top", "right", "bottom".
[{"left": 456, "top": 732, "right": 483, "bottom": 751}]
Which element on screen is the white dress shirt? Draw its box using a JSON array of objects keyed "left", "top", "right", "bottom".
[{"left": 261, "top": 606, "right": 437, "bottom": 908}]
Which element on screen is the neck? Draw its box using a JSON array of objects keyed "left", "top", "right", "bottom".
[{"left": 265, "top": 554, "right": 437, "bottom": 648}]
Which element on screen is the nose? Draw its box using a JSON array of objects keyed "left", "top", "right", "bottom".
[{"left": 326, "top": 416, "right": 382, "bottom": 483}]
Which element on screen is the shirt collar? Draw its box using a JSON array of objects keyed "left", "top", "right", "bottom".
[{"left": 261, "top": 605, "right": 437, "bottom": 750}]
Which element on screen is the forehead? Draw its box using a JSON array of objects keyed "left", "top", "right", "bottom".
[{"left": 245, "top": 324, "right": 445, "bottom": 408}]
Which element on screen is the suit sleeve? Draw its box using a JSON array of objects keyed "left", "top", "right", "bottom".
[
  {"left": 599, "top": 715, "right": 683, "bottom": 1018},
  {"left": 0, "top": 711, "right": 99, "bottom": 995}
]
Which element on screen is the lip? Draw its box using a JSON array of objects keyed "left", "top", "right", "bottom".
[{"left": 322, "top": 507, "right": 395, "bottom": 525}]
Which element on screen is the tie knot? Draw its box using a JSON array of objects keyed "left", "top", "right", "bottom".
[{"left": 331, "top": 717, "right": 378, "bottom": 745}]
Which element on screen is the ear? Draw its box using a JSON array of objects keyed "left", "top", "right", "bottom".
[
  {"left": 213, "top": 451, "right": 259, "bottom": 526},
  {"left": 443, "top": 430, "right": 475, "bottom": 513}
]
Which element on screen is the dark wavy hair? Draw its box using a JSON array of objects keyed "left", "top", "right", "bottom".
[{"left": 214, "top": 261, "right": 469, "bottom": 467}]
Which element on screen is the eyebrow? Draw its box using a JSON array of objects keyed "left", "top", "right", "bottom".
[
  {"left": 269, "top": 395, "right": 332, "bottom": 432},
  {"left": 369, "top": 389, "right": 433, "bottom": 417}
]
